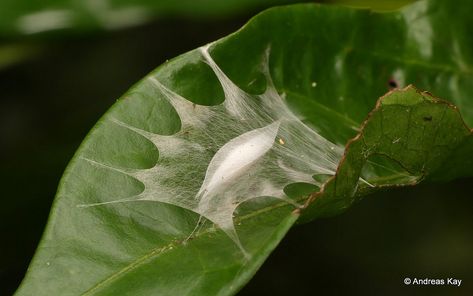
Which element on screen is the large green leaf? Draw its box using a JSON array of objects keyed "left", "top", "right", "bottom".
[{"left": 16, "top": 0, "right": 473, "bottom": 295}]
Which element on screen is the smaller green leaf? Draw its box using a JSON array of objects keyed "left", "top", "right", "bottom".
[{"left": 302, "top": 86, "right": 473, "bottom": 221}]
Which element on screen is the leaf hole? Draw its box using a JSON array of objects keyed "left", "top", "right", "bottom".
[{"left": 423, "top": 115, "right": 433, "bottom": 121}]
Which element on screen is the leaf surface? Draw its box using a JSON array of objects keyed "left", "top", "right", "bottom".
[{"left": 17, "top": 1, "right": 473, "bottom": 295}]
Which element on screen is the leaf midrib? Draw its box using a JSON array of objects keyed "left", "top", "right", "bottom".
[{"left": 81, "top": 197, "right": 302, "bottom": 295}]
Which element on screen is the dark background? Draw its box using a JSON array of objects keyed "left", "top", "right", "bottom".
[{"left": 1, "top": 4, "right": 472, "bottom": 296}]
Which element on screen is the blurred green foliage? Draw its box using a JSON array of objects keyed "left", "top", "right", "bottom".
[
  {"left": 0, "top": 0, "right": 414, "bottom": 37},
  {"left": 0, "top": 0, "right": 415, "bottom": 71},
  {"left": 0, "top": 0, "right": 303, "bottom": 37}
]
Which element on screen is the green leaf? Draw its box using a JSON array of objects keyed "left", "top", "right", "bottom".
[
  {"left": 301, "top": 86, "right": 472, "bottom": 221},
  {"left": 325, "top": 0, "right": 416, "bottom": 11},
  {"left": 16, "top": 0, "right": 473, "bottom": 295}
]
